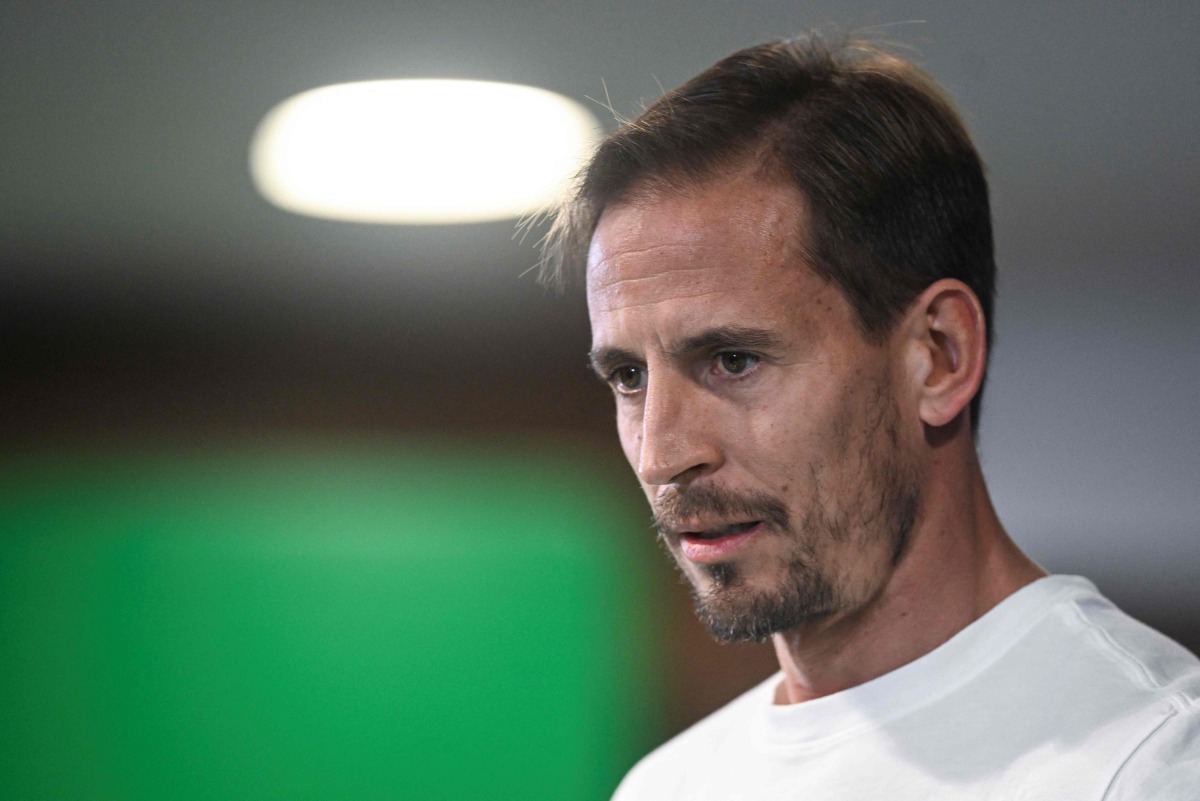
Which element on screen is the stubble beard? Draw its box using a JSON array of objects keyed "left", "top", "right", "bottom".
[{"left": 654, "top": 388, "right": 922, "bottom": 644}]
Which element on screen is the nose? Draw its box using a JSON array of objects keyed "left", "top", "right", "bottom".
[{"left": 635, "top": 373, "right": 723, "bottom": 486}]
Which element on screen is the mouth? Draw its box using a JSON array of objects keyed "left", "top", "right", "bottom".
[
  {"left": 677, "top": 520, "right": 763, "bottom": 563},
  {"left": 681, "top": 520, "right": 760, "bottom": 540}
]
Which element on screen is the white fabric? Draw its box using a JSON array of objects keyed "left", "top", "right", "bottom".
[{"left": 614, "top": 576, "right": 1200, "bottom": 800}]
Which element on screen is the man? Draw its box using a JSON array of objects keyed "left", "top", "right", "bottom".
[{"left": 540, "top": 35, "right": 1200, "bottom": 798}]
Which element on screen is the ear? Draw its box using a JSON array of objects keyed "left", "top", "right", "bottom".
[{"left": 900, "top": 278, "right": 987, "bottom": 429}]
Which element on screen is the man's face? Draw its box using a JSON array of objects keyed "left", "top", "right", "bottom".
[{"left": 586, "top": 171, "right": 922, "bottom": 642}]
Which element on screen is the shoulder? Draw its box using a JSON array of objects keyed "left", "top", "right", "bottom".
[
  {"left": 1102, "top": 695, "right": 1200, "bottom": 799},
  {"left": 1031, "top": 578, "right": 1200, "bottom": 795},
  {"left": 611, "top": 673, "right": 778, "bottom": 801},
  {"left": 1054, "top": 578, "right": 1200, "bottom": 705}
]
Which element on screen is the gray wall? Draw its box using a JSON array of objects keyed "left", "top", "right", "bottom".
[{"left": 3, "top": 0, "right": 1197, "bottom": 685}]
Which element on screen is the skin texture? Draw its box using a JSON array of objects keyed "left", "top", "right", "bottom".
[{"left": 586, "top": 168, "right": 1045, "bottom": 704}]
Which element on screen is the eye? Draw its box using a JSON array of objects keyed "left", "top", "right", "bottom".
[
  {"left": 716, "top": 351, "right": 758, "bottom": 376},
  {"left": 610, "top": 365, "right": 646, "bottom": 393}
]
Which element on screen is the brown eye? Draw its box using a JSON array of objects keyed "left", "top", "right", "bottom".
[{"left": 717, "top": 352, "right": 756, "bottom": 375}]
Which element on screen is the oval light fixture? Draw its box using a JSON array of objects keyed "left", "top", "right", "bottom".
[{"left": 249, "top": 79, "right": 601, "bottom": 224}]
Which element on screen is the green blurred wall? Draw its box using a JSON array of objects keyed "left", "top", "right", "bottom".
[{"left": 0, "top": 442, "right": 659, "bottom": 800}]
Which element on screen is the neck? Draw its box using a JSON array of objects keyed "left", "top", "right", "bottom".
[{"left": 770, "top": 438, "right": 1045, "bottom": 705}]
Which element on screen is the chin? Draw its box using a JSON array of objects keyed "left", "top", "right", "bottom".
[{"left": 689, "top": 557, "right": 838, "bottom": 643}]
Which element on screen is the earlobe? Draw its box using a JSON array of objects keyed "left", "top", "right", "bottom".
[{"left": 909, "top": 279, "right": 987, "bottom": 429}]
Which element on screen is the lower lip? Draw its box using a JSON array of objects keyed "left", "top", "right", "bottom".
[{"left": 679, "top": 523, "right": 763, "bottom": 563}]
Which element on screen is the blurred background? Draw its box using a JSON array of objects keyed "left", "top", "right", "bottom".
[{"left": 2, "top": 1, "right": 1198, "bottom": 799}]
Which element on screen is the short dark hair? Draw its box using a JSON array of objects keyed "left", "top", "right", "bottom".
[{"left": 540, "top": 34, "right": 995, "bottom": 428}]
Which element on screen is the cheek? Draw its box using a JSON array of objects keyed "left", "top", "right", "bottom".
[
  {"left": 617, "top": 421, "right": 658, "bottom": 503},
  {"left": 741, "top": 390, "right": 841, "bottom": 493},
  {"left": 616, "top": 411, "right": 643, "bottom": 467}
]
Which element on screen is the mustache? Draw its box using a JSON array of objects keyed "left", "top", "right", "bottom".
[{"left": 652, "top": 484, "right": 790, "bottom": 536}]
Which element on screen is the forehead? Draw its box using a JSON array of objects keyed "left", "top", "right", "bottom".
[{"left": 585, "top": 171, "right": 831, "bottom": 328}]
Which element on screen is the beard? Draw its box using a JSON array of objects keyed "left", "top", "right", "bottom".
[
  {"left": 652, "top": 385, "right": 921, "bottom": 644},
  {"left": 691, "top": 551, "right": 839, "bottom": 643}
]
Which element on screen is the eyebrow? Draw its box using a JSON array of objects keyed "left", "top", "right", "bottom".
[
  {"left": 588, "top": 346, "right": 640, "bottom": 380},
  {"left": 588, "top": 325, "right": 784, "bottom": 380},
  {"left": 666, "top": 326, "right": 784, "bottom": 361}
]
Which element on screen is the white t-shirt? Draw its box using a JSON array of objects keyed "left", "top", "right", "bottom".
[{"left": 614, "top": 576, "right": 1200, "bottom": 800}]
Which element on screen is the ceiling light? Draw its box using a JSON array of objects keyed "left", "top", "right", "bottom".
[{"left": 250, "top": 79, "right": 601, "bottom": 224}]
